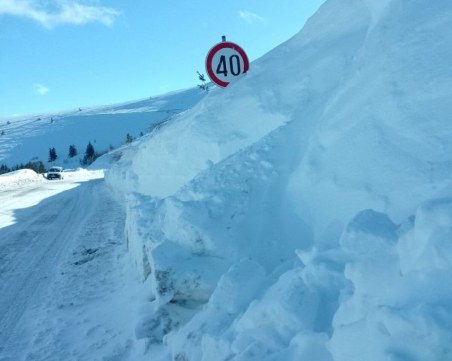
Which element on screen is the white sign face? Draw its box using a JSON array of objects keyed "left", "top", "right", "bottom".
[{"left": 206, "top": 41, "right": 249, "bottom": 87}]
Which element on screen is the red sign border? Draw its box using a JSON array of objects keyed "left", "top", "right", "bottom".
[{"left": 206, "top": 41, "right": 250, "bottom": 87}]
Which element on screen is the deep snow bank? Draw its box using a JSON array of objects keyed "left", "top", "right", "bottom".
[
  {"left": 106, "top": 0, "right": 452, "bottom": 359},
  {"left": 0, "top": 169, "right": 43, "bottom": 190}
]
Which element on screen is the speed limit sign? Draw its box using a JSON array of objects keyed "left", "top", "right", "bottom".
[{"left": 206, "top": 40, "right": 250, "bottom": 88}]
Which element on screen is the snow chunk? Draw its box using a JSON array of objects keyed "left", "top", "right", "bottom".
[
  {"left": 150, "top": 241, "right": 231, "bottom": 305},
  {"left": 340, "top": 209, "right": 398, "bottom": 256},
  {"left": 399, "top": 197, "right": 452, "bottom": 273}
]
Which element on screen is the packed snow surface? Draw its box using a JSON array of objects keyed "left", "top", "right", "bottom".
[
  {"left": 2, "top": 0, "right": 452, "bottom": 360},
  {"left": 0, "top": 169, "right": 150, "bottom": 360}
]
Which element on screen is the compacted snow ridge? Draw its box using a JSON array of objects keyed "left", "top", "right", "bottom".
[{"left": 2, "top": 0, "right": 452, "bottom": 360}]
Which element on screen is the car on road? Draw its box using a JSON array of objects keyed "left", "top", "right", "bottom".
[{"left": 47, "top": 166, "right": 64, "bottom": 180}]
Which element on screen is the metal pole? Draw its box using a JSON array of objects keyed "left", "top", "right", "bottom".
[{"left": 222, "top": 35, "right": 226, "bottom": 42}]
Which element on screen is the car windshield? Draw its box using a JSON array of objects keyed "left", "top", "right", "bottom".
[{"left": 49, "top": 168, "right": 61, "bottom": 172}]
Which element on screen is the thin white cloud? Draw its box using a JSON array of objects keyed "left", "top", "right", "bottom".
[
  {"left": 0, "top": 0, "right": 120, "bottom": 28},
  {"left": 34, "top": 83, "right": 50, "bottom": 95},
  {"left": 238, "top": 10, "right": 265, "bottom": 24}
]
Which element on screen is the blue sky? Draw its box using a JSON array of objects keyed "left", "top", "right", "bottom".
[{"left": 0, "top": 0, "right": 325, "bottom": 117}]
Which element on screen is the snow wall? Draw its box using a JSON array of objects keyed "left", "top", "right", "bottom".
[{"left": 106, "top": 0, "right": 452, "bottom": 360}]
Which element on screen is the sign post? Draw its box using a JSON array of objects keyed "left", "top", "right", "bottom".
[{"left": 205, "top": 37, "right": 249, "bottom": 88}]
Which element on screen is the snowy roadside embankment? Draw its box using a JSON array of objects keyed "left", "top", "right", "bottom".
[
  {"left": 0, "top": 169, "right": 43, "bottom": 191},
  {"left": 0, "top": 168, "right": 105, "bottom": 192},
  {"left": 106, "top": 0, "right": 452, "bottom": 360}
]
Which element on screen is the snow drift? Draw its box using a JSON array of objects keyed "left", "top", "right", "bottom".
[
  {"left": 106, "top": 0, "right": 452, "bottom": 359},
  {"left": 0, "top": 169, "right": 43, "bottom": 190}
]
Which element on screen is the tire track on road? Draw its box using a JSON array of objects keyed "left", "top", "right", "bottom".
[{"left": 0, "top": 180, "right": 103, "bottom": 353}]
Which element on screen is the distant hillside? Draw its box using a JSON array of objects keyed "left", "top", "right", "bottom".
[{"left": 0, "top": 88, "right": 205, "bottom": 170}]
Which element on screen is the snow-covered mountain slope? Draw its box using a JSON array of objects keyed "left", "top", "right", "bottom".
[
  {"left": 106, "top": 0, "right": 452, "bottom": 360},
  {"left": 0, "top": 88, "right": 205, "bottom": 169}
]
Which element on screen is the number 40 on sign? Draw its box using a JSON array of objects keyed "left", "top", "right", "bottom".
[{"left": 205, "top": 38, "right": 250, "bottom": 88}]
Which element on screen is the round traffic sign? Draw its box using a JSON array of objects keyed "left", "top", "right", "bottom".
[{"left": 205, "top": 41, "right": 250, "bottom": 87}]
